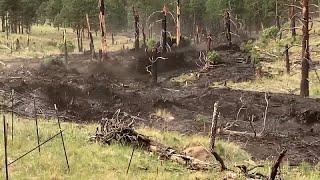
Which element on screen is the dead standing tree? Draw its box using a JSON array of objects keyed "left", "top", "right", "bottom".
[
  {"left": 176, "top": 0, "right": 181, "bottom": 46},
  {"left": 99, "top": 0, "right": 108, "bottom": 60},
  {"left": 289, "top": 0, "right": 297, "bottom": 39},
  {"left": 86, "top": 14, "right": 96, "bottom": 60},
  {"left": 133, "top": 6, "right": 140, "bottom": 51},
  {"left": 301, "top": 0, "right": 310, "bottom": 97},
  {"left": 63, "top": 30, "right": 68, "bottom": 66},
  {"left": 162, "top": 5, "right": 168, "bottom": 54},
  {"left": 224, "top": 11, "right": 232, "bottom": 47}
]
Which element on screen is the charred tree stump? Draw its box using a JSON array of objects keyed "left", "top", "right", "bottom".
[
  {"left": 16, "top": 38, "right": 20, "bottom": 50},
  {"left": 290, "top": 0, "right": 297, "bottom": 39},
  {"left": 225, "top": 11, "right": 232, "bottom": 47},
  {"left": 111, "top": 33, "right": 115, "bottom": 45},
  {"left": 207, "top": 33, "right": 213, "bottom": 51},
  {"left": 176, "top": 0, "right": 181, "bottom": 46},
  {"left": 27, "top": 33, "right": 30, "bottom": 47},
  {"left": 285, "top": 44, "right": 290, "bottom": 74},
  {"left": 301, "top": 0, "right": 310, "bottom": 97},
  {"left": 99, "top": 0, "right": 107, "bottom": 60},
  {"left": 133, "top": 6, "right": 140, "bottom": 51}
]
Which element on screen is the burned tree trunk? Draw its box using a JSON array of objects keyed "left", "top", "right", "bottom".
[
  {"left": 162, "top": 5, "right": 167, "bottom": 54},
  {"left": 225, "top": 11, "right": 232, "bottom": 46},
  {"left": 63, "top": 30, "right": 68, "bottom": 66},
  {"left": 142, "top": 25, "right": 146, "bottom": 48},
  {"left": 196, "top": 25, "right": 200, "bottom": 44},
  {"left": 76, "top": 28, "right": 81, "bottom": 52},
  {"left": 275, "top": 0, "right": 281, "bottom": 31},
  {"left": 301, "top": 0, "right": 310, "bottom": 97},
  {"left": 290, "top": 0, "right": 297, "bottom": 39},
  {"left": 111, "top": 33, "right": 115, "bottom": 45},
  {"left": 86, "top": 14, "right": 95, "bottom": 60},
  {"left": 80, "top": 28, "right": 83, "bottom": 52},
  {"left": 285, "top": 44, "right": 290, "bottom": 74},
  {"left": 99, "top": 0, "right": 107, "bottom": 60},
  {"left": 1, "top": 15, "right": 5, "bottom": 32},
  {"left": 176, "top": 0, "right": 181, "bottom": 46},
  {"left": 133, "top": 6, "right": 140, "bottom": 51},
  {"left": 151, "top": 49, "right": 158, "bottom": 84}
]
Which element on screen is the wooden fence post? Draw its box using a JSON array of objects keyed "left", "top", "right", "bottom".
[{"left": 3, "top": 115, "right": 9, "bottom": 180}]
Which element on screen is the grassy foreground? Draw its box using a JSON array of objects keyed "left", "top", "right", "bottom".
[{"left": 0, "top": 115, "right": 319, "bottom": 179}]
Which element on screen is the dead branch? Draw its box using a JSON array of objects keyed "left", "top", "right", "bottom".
[
  {"left": 210, "top": 102, "right": 227, "bottom": 171},
  {"left": 257, "top": 92, "right": 269, "bottom": 136},
  {"left": 91, "top": 110, "right": 213, "bottom": 170},
  {"left": 270, "top": 149, "right": 287, "bottom": 180}
]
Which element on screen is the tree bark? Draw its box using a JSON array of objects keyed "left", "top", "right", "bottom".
[
  {"left": 290, "top": 0, "right": 297, "bottom": 38},
  {"left": 162, "top": 5, "right": 167, "bottom": 54},
  {"left": 285, "top": 44, "right": 290, "bottom": 74},
  {"left": 86, "top": 14, "right": 95, "bottom": 59},
  {"left": 225, "top": 11, "right": 232, "bottom": 46},
  {"left": 301, "top": 0, "right": 310, "bottom": 97},
  {"left": 133, "top": 6, "right": 140, "bottom": 51},
  {"left": 99, "top": 0, "right": 107, "bottom": 60},
  {"left": 176, "top": 0, "right": 181, "bottom": 46}
]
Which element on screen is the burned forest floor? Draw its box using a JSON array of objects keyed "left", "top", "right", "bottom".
[{"left": 0, "top": 43, "right": 320, "bottom": 168}]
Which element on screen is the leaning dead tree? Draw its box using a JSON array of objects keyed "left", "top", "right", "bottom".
[
  {"left": 98, "top": 0, "right": 108, "bottom": 60},
  {"left": 133, "top": 6, "right": 140, "bottom": 51},
  {"left": 301, "top": 0, "right": 310, "bottom": 97},
  {"left": 270, "top": 149, "right": 287, "bottom": 180},
  {"left": 91, "top": 110, "right": 213, "bottom": 170}
]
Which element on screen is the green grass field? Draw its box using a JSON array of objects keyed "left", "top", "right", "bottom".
[
  {"left": 0, "top": 115, "right": 319, "bottom": 179},
  {"left": 0, "top": 25, "right": 132, "bottom": 59}
]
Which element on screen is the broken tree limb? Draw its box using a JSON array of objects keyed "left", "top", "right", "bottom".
[
  {"left": 92, "top": 110, "right": 213, "bottom": 170},
  {"left": 270, "top": 149, "right": 287, "bottom": 180},
  {"left": 210, "top": 102, "right": 227, "bottom": 171}
]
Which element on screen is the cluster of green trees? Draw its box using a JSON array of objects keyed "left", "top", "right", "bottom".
[{"left": 0, "top": 0, "right": 319, "bottom": 34}]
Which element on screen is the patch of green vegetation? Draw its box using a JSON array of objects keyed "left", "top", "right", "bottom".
[
  {"left": 58, "top": 41, "right": 75, "bottom": 53},
  {"left": 170, "top": 72, "right": 200, "bottom": 85},
  {"left": 0, "top": 116, "right": 318, "bottom": 179},
  {"left": 147, "top": 38, "right": 157, "bottom": 49},
  {"left": 261, "top": 26, "right": 279, "bottom": 42},
  {"left": 207, "top": 51, "right": 221, "bottom": 64}
]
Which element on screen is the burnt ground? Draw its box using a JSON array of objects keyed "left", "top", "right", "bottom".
[{"left": 0, "top": 45, "right": 319, "bottom": 165}]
